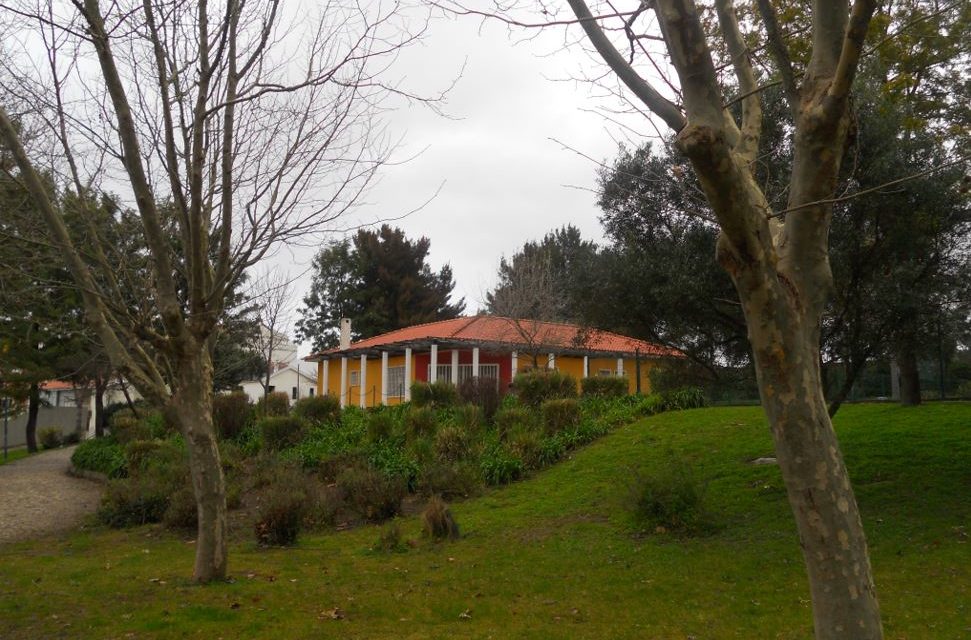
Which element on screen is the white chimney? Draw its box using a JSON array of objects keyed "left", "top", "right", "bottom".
[{"left": 339, "top": 318, "right": 352, "bottom": 350}]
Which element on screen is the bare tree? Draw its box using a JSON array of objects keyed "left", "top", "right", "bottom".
[
  {"left": 0, "top": 0, "right": 438, "bottom": 582},
  {"left": 441, "top": 0, "right": 883, "bottom": 636},
  {"left": 251, "top": 270, "right": 295, "bottom": 406}
]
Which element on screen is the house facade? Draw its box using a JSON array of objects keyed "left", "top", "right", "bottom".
[
  {"left": 305, "top": 315, "right": 680, "bottom": 408},
  {"left": 239, "top": 364, "right": 318, "bottom": 405}
]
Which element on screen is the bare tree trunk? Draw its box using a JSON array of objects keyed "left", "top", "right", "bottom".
[
  {"left": 169, "top": 345, "right": 227, "bottom": 582},
  {"left": 25, "top": 382, "right": 39, "bottom": 453},
  {"left": 94, "top": 375, "right": 106, "bottom": 438},
  {"left": 744, "top": 302, "right": 881, "bottom": 638},
  {"left": 897, "top": 346, "right": 921, "bottom": 406}
]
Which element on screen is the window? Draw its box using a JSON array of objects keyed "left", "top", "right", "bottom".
[
  {"left": 267, "top": 385, "right": 275, "bottom": 393},
  {"left": 309, "top": 387, "right": 315, "bottom": 397},
  {"left": 349, "top": 370, "right": 360, "bottom": 386},
  {"left": 291, "top": 386, "right": 298, "bottom": 400},
  {"left": 427, "top": 364, "right": 500, "bottom": 387},
  {"left": 387, "top": 366, "right": 406, "bottom": 397},
  {"left": 598, "top": 369, "right": 613, "bottom": 377}
]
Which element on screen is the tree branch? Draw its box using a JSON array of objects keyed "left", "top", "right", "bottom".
[{"left": 755, "top": 0, "right": 799, "bottom": 119}]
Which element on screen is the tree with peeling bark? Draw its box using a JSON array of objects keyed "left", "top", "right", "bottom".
[
  {"left": 0, "top": 0, "right": 437, "bottom": 582},
  {"left": 439, "top": 0, "right": 886, "bottom": 636}
]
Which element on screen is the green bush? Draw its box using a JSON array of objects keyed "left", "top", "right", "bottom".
[
  {"left": 506, "top": 426, "right": 543, "bottom": 469},
  {"left": 410, "top": 380, "right": 458, "bottom": 408},
  {"left": 72, "top": 438, "right": 127, "bottom": 478},
  {"left": 212, "top": 392, "right": 253, "bottom": 440},
  {"left": 458, "top": 376, "right": 501, "bottom": 423},
  {"left": 513, "top": 369, "right": 578, "bottom": 407},
  {"left": 480, "top": 443, "right": 524, "bottom": 485},
  {"left": 110, "top": 415, "right": 150, "bottom": 445},
  {"left": 451, "top": 403, "right": 483, "bottom": 432},
  {"left": 366, "top": 412, "right": 396, "bottom": 443},
  {"left": 541, "top": 398, "right": 581, "bottom": 434},
  {"left": 292, "top": 394, "right": 341, "bottom": 425},
  {"left": 97, "top": 477, "right": 171, "bottom": 527},
  {"left": 258, "top": 416, "right": 307, "bottom": 451},
  {"left": 124, "top": 439, "right": 162, "bottom": 474},
  {"left": 162, "top": 486, "right": 198, "bottom": 529},
  {"left": 660, "top": 387, "right": 708, "bottom": 411},
  {"left": 405, "top": 406, "right": 438, "bottom": 439},
  {"left": 633, "top": 393, "right": 666, "bottom": 416},
  {"left": 628, "top": 456, "right": 717, "bottom": 535},
  {"left": 416, "top": 461, "right": 482, "bottom": 499},
  {"left": 38, "top": 427, "right": 63, "bottom": 450},
  {"left": 494, "top": 405, "right": 533, "bottom": 440},
  {"left": 581, "top": 375, "right": 628, "bottom": 398},
  {"left": 254, "top": 485, "right": 306, "bottom": 546},
  {"left": 537, "top": 434, "right": 567, "bottom": 467},
  {"left": 422, "top": 495, "right": 460, "bottom": 540},
  {"left": 434, "top": 425, "right": 475, "bottom": 462},
  {"left": 336, "top": 463, "right": 406, "bottom": 521},
  {"left": 255, "top": 391, "right": 291, "bottom": 417}
]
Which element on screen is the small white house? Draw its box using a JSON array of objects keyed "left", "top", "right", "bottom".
[{"left": 239, "top": 363, "right": 318, "bottom": 405}]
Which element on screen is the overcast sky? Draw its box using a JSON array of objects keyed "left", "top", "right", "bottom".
[{"left": 277, "top": 11, "right": 660, "bottom": 353}]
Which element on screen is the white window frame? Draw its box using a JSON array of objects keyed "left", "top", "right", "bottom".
[
  {"left": 426, "top": 363, "right": 500, "bottom": 387},
  {"left": 387, "top": 366, "right": 406, "bottom": 398},
  {"left": 598, "top": 369, "right": 614, "bottom": 377},
  {"left": 349, "top": 370, "right": 360, "bottom": 386}
]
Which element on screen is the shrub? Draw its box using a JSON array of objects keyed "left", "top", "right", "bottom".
[
  {"left": 541, "top": 398, "right": 581, "bottom": 434},
  {"left": 537, "top": 434, "right": 567, "bottom": 467},
  {"left": 374, "top": 522, "right": 406, "bottom": 553},
  {"left": 124, "top": 439, "right": 162, "bottom": 474},
  {"left": 660, "top": 387, "right": 708, "bottom": 411},
  {"left": 72, "top": 438, "right": 127, "bottom": 478},
  {"left": 434, "top": 425, "right": 475, "bottom": 462},
  {"left": 258, "top": 416, "right": 307, "bottom": 451},
  {"left": 292, "top": 394, "right": 341, "bottom": 425},
  {"left": 506, "top": 426, "right": 543, "bottom": 469},
  {"left": 405, "top": 406, "right": 438, "bottom": 439},
  {"left": 110, "top": 415, "right": 150, "bottom": 445},
  {"left": 581, "top": 375, "right": 628, "bottom": 398},
  {"left": 628, "top": 456, "right": 717, "bottom": 535},
  {"left": 410, "top": 380, "right": 458, "bottom": 408},
  {"left": 255, "top": 391, "right": 290, "bottom": 417},
  {"left": 513, "top": 369, "right": 577, "bottom": 407},
  {"left": 480, "top": 443, "right": 524, "bottom": 485},
  {"left": 416, "top": 461, "right": 482, "bottom": 499},
  {"left": 451, "top": 403, "right": 483, "bottom": 432},
  {"left": 366, "top": 412, "right": 396, "bottom": 443},
  {"left": 494, "top": 406, "right": 533, "bottom": 440},
  {"left": 38, "top": 427, "right": 63, "bottom": 450},
  {"left": 633, "top": 394, "right": 665, "bottom": 417},
  {"left": 458, "top": 376, "right": 501, "bottom": 422},
  {"left": 98, "top": 477, "right": 171, "bottom": 527},
  {"left": 337, "top": 463, "right": 407, "bottom": 521},
  {"left": 162, "top": 486, "right": 198, "bottom": 529},
  {"left": 254, "top": 484, "right": 306, "bottom": 546},
  {"left": 212, "top": 392, "right": 253, "bottom": 440},
  {"left": 422, "top": 495, "right": 460, "bottom": 540}
]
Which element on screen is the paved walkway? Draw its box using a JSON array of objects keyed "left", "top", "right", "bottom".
[{"left": 0, "top": 446, "right": 103, "bottom": 544}]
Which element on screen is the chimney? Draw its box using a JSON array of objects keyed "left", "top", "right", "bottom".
[{"left": 339, "top": 318, "right": 352, "bottom": 350}]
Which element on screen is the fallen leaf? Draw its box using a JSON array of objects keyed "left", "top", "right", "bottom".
[
  {"left": 319, "top": 608, "right": 344, "bottom": 620},
  {"left": 459, "top": 609, "right": 472, "bottom": 620}
]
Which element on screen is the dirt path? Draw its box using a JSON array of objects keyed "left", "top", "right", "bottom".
[{"left": 0, "top": 446, "right": 103, "bottom": 545}]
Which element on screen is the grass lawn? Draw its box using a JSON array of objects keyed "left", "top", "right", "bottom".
[
  {"left": 0, "top": 448, "right": 30, "bottom": 466},
  {"left": 0, "top": 403, "right": 968, "bottom": 639}
]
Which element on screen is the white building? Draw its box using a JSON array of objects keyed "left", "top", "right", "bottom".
[{"left": 239, "top": 363, "right": 317, "bottom": 405}]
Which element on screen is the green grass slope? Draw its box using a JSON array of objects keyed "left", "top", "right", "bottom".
[{"left": 0, "top": 403, "right": 968, "bottom": 639}]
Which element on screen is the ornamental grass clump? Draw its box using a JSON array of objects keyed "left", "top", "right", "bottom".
[
  {"left": 540, "top": 398, "right": 581, "bottom": 434},
  {"left": 292, "top": 394, "right": 341, "bottom": 426},
  {"left": 212, "top": 391, "right": 253, "bottom": 440},
  {"left": 513, "top": 369, "right": 578, "bottom": 407},
  {"left": 422, "top": 495, "right": 460, "bottom": 540},
  {"left": 258, "top": 416, "right": 307, "bottom": 451},
  {"left": 580, "top": 375, "right": 628, "bottom": 398}
]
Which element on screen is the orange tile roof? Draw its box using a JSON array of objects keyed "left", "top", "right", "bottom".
[{"left": 306, "top": 315, "right": 681, "bottom": 359}]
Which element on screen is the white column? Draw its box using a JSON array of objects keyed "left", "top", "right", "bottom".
[
  {"left": 404, "top": 347, "right": 413, "bottom": 400},
  {"left": 511, "top": 351, "right": 518, "bottom": 378},
  {"left": 339, "top": 357, "right": 348, "bottom": 408},
  {"left": 451, "top": 349, "right": 459, "bottom": 385},
  {"left": 380, "top": 351, "right": 389, "bottom": 405},
  {"left": 583, "top": 355, "right": 589, "bottom": 378},
  {"left": 359, "top": 354, "right": 368, "bottom": 408},
  {"left": 616, "top": 357, "right": 624, "bottom": 376},
  {"left": 322, "top": 359, "right": 329, "bottom": 396},
  {"left": 548, "top": 353, "right": 555, "bottom": 369},
  {"left": 472, "top": 347, "right": 480, "bottom": 378},
  {"left": 430, "top": 344, "right": 438, "bottom": 383}
]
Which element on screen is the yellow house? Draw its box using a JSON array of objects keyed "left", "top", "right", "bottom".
[{"left": 304, "top": 315, "right": 681, "bottom": 408}]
